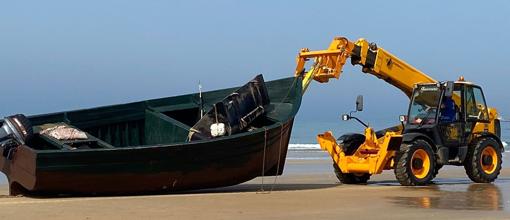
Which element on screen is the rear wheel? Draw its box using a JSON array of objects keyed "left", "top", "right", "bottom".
[
  {"left": 431, "top": 164, "right": 443, "bottom": 180},
  {"left": 333, "top": 164, "right": 370, "bottom": 184},
  {"left": 464, "top": 137, "right": 502, "bottom": 183},
  {"left": 395, "top": 140, "right": 436, "bottom": 186}
]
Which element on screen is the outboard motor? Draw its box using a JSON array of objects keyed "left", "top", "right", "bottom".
[{"left": 0, "top": 114, "right": 33, "bottom": 159}]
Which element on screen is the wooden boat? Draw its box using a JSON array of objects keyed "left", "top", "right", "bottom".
[{"left": 0, "top": 76, "right": 302, "bottom": 196}]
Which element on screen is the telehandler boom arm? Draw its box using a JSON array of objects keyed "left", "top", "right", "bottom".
[{"left": 296, "top": 37, "right": 436, "bottom": 96}]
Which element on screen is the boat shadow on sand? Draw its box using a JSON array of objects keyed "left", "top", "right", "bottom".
[
  {"left": 2, "top": 183, "right": 338, "bottom": 198},
  {"left": 194, "top": 183, "right": 338, "bottom": 194}
]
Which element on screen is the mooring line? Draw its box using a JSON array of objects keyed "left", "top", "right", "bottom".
[{"left": 257, "top": 128, "right": 268, "bottom": 193}]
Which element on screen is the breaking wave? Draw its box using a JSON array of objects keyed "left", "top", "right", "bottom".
[
  {"left": 288, "top": 144, "right": 321, "bottom": 151},
  {"left": 290, "top": 142, "right": 510, "bottom": 152}
]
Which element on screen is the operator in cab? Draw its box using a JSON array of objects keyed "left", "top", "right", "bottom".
[{"left": 440, "top": 96, "right": 456, "bottom": 123}]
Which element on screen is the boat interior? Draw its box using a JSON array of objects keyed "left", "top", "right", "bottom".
[{"left": 27, "top": 93, "right": 289, "bottom": 151}]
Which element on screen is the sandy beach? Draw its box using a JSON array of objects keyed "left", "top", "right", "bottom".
[{"left": 0, "top": 155, "right": 508, "bottom": 220}]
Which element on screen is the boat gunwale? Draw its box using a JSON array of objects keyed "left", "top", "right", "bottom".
[{"left": 25, "top": 76, "right": 299, "bottom": 122}]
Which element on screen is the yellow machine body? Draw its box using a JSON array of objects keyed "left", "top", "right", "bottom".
[{"left": 295, "top": 36, "right": 501, "bottom": 179}]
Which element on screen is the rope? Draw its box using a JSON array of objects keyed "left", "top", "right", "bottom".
[
  {"left": 270, "top": 123, "right": 284, "bottom": 192},
  {"left": 257, "top": 128, "right": 268, "bottom": 193},
  {"left": 214, "top": 104, "right": 219, "bottom": 124},
  {"left": 256, "top": 76, "right": 300, "bottom": 194}
]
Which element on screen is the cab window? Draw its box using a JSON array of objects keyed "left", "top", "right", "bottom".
[
  {"left": 465, "top": 86, "right": 489, "bottom": 121},
  {"left": 408, "top": 85, "right": 441, "bottom": 125}
]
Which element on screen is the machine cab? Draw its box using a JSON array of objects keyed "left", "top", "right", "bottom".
[{"left": 404, "top": 81, "right": 490, "bottom": 149}]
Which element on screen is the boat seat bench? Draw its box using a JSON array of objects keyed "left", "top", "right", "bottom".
[{"left": 34, "top": 123, "right": 115, "bottom": 150}]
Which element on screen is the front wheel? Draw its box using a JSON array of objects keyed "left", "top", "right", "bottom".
[
  {"left": 464, "top": 137, "right": 502, "bottom": 183},
  {"left": 333, "top": 164, "right": 370, "bottom": 184},
  {"left": 394, "top": 140, "right": 436, "bottom": 186}
]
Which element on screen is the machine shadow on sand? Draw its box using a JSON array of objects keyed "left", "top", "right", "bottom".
[{"left": 385, "top": 182, "right": 507, "bottom": 211}]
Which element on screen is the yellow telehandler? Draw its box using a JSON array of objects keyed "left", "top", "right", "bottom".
[{"left": 295, "top": 37, "right": 503, "bottom": 185}]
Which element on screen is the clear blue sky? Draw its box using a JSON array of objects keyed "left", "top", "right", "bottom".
[{"left": 1, "top": 0, "right": 509, "bottom": 125}]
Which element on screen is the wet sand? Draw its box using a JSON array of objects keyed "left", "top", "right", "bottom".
[{"left": 0, "top": 158, "right": 508, "bottom": 220}]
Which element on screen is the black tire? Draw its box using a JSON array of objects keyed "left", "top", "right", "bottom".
[
  {"left": 464, "top": 137, "right": 502, "bottom": 183},
  {"left": 431, "top": 164, "right": 443, "bottom": 180},
  {"left": 337, "top": 133, "right": 365, "bottom": 156},
  {"left": 394, "top": 139, "right": 436, "bottom": 186},
  {"left": 333, "top": 164, "right": 370, "bottom": 184}
]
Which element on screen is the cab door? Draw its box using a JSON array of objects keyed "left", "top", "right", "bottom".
[
  {"left": 438, "top": 84, "right": 465, "bottom": 147},
  {"left": 463, "top": 85, "right": 490, "bottom": 144}
]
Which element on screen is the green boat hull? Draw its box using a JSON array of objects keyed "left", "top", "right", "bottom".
[{"left": 0, "top": 76, "right": 302, "bottom": 196}]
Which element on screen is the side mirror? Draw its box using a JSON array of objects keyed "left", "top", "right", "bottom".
[
  {"left": 444, "top": 81, "right": 454, "bottom": 97},
  {"left": 356, "top": 95, "right": 363, "bottom": 112},
  {"left": 341, "top": 114, "right": 350, "bottom": 121},
  {"left": 399, "top": 115, "right": 407, "bottom": 123}
]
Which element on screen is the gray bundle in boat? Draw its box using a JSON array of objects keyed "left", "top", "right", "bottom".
[
  {"left": 188, "top": 74, "right": 270, "bottom": 141},
  {"left": 40, "top": 125, "right": 88, "bottom": 140}
]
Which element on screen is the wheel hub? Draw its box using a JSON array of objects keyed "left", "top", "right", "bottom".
[
  {"left": 412, "top": 158, "right": 424, "bottom": 170},
  {"left": 480, "top": 146, "right": 498, "bottom": 174},
  {"left": 482, "top": 155, "right": 493, "bottom": 166},
  {"left": 410, "top": 148, "right": 431, "bottom": 179}
]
